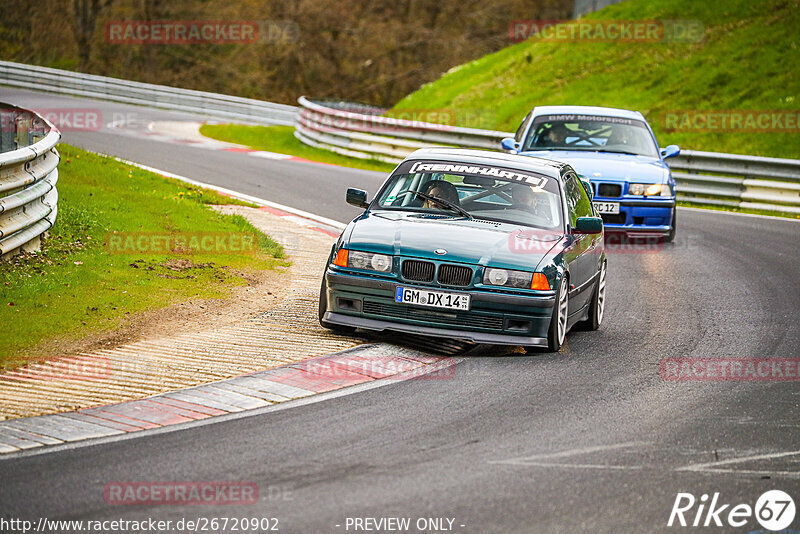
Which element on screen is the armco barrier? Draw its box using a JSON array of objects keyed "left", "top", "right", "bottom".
[
  {"left": 1, "top": 62, "right": 797, "bottom": 216},
  {"left": 0, "top": 104, "right": 60, "bottom": 258},
  {"left": 296, "top": 97, "right": 800, "bottom": 215},
  {"left": 0, "top": 61, "right": 297, "bottom": 126}
]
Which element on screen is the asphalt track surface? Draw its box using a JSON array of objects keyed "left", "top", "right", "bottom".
[{"left": 1, "top": 87, "right": 799, "bottom": 533}]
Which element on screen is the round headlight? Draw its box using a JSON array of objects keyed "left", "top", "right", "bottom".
[
  {"left": 629, "top": 183, "right": 645, "bottom": 195},
  {"left": 644, "top": 183, "right": 663, "bottom": 196},
  {"left": 487, "top": 268, "right": 509, "bottom": 286},
  {"left": 371, "top": 254, "right": 391, "bottom": 272},
  {"left": 350, "top": 252, "right": 370, "bottom": 269}
]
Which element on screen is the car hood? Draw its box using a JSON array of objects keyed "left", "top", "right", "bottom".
[
  {"left": 346, "top": 211, "right": 564, "bottom": 270},
  {"left": 518, "top": 150, "right": 670, "bottom": 183}
]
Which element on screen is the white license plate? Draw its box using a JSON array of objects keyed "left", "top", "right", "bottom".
[
  {"left": 593, "top": 201, "right": 620, "bottom": 214},
  {"left": 395, "top": 287, "right": 470, "bottom": 311}
]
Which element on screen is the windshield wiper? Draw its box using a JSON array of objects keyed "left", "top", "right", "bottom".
[
  {"left": 399, "top": 191, "right": 473, "bottom": 219},
  {"left": 590, "top": 149, "right": 640, "bottom": 155}
]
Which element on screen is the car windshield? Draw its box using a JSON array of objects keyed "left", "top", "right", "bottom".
[
  {"left": 374, "top": 160, "right": 563, "bottom": 230},
  {"left": 523, "top": 114, "right": 658, "bottom": 157}
]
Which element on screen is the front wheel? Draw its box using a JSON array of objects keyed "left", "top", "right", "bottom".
[
  {"left": 664, "top": 207, "right": 677, "bottom": 243},
  {"left": 525, "top": 277, "right": 568, "bottom": 353},
  {"left": 546, "top": 277, "right": 569, "bottom": 352},
  {"left": 577, "top": 261, "right": 606, "bottom": 331},
  {"left": 318, "top": 277, "right": 356, "bottom": 335}
]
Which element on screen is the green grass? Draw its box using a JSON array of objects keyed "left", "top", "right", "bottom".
[
  {"left": 199, "top": 124, "right": 396, "bottom": 173},
  {"left": 392, "top": 0, "right": 799, "bottom": 159},
  {"left": 677, "top": 201, "right": 800, "bottom": 220},
  {"left": 0, "top": 145, "right": 287, "bottom": 368}
]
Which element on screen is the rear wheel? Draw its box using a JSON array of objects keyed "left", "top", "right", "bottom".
[{"left": 318, "top": 277, "right": 356, "bottom": 335}]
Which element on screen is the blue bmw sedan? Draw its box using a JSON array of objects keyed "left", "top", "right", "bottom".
[{"left": 502, "top": 105, "right": 680, "bottom": 241}]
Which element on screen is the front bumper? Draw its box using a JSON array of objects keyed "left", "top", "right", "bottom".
[
  {"left": 597, "top": 198, "right": 675, "bottom": 236},
  {"left": 323, "top": 270, "right": 556, "bottom": 347}
]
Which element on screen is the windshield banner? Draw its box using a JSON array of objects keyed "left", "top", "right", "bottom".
[{"left": 408, "top": 161, "right": 547, "bottom": 187}]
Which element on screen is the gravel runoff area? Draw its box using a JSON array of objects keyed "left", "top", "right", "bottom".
[{"left": 0, "top": 205, "right": 360, "bottom": 420}]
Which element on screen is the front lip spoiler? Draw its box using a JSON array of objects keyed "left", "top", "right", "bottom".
[
  {"left": 603, "top": 226, "right": 671, "bottom": 237},
  {"left": 323, "top": 312, "right": 549, "bottom": 347},
  {"left": 326, "top": 271, "right": 557, "bottom": 308},
  {"left": 618, "top": 199, "right": 676, "bottom": 207}
]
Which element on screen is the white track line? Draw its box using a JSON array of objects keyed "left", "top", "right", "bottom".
[
  {"left": 678, "top": 206, "right": 800, "bottom": 223},
  {"left": 105, "top": 154, "right": 347, "bottom": 231},
  {"left": 677, "top": 449, "right": 800, "bottom": 472},
  {"left": 490, "top": 441, "right": 647, "bottom": 465}
]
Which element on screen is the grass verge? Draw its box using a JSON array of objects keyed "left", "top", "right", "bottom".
[
  {"left": 677, "top": 201, "right": 800, "bottom": 220},
  {"left": 0, "top": 144, "right": 287, "bottom": 368},
  {"left": 199, "top": 124, "right": 395, "bottom": 173}
]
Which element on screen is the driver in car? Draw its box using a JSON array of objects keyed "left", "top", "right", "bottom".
[
  {"left": 536, "top": 123, "right": 570, "bottom": 147},
  {"left": 512, "top": 185, "right": 552, "bottom": 223},
  {"left": 421, "top": 179, "right": 460, "bottom": 209}
]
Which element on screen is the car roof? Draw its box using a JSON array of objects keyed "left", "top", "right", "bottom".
[
  {"left": 530, "top": 105, "right": 645, "bottom": 121},
  {"left": 403, "top": 147, "right": 569, "bottom": 179}
]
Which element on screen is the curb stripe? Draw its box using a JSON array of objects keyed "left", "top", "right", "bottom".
[{"left": 0, "top": 345, "right": 454, "bottom": 456}]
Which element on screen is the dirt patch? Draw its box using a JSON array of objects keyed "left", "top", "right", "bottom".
[
  {"left": 0, "top": 204, "right": 360, "bottom": 420},
  {"left": 12, "top": 237, "right": 291, "bottom": 366}
]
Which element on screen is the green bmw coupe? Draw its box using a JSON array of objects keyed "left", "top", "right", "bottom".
[{"left": 319, "top": 148, "right": 606, "bottom": 352}]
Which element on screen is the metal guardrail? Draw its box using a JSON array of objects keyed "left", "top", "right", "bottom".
[
  {"left": 0, "top": 61, "right": 298, "bottom": 126},
  {"left": 0, "top": 104, "right": 61, "bottom": 258},
  {"left": 296, "top": 97, "right": 800, "bottom": 215},
  {"left": 669, "top": 151, "right": 800, "bottom": 213},
  {"left": 295, "top": 96, "right": 507, "bottom": 162}
]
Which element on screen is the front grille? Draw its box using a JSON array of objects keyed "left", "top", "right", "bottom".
[
  {"left": 362, "top": 300, "right": 504, "bottom": 331},
  {"left": 601, "top": 213, "right": 626, "bottom": 225},
  {"left": 598, "top": 183, "right": 622, "bottom": 197},
  {"left": 437, "top": 264, "right": 473, "bottom": 286},
  {"left": 402, "top": 260, "right": 435, "bottom": 282}
]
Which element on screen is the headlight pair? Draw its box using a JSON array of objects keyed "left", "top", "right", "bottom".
[
  {"left": 628, "top": 183, "right": 671, "bottom": 196},
  {"left": 333, "top": 249, "right": 392, "bottom": 272},
  {"left": 484, "top": 268, "right": 550, "bottom": 290},
  {"left": 484, "top": 268, "right": 531, "bottom": 288}
]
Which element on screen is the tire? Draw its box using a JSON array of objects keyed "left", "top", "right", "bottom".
[
  {"left": 577, "top": 261, "right": 606, "bottom": 331},
  {"left": 546, "top": 277, "right": 569, "bottom": 352},
  {"left": 318, "top": 277, "right": 356, "bottom": 335},
  {"left": 664, "top": 207, "right": 676, "bottom": 243}
]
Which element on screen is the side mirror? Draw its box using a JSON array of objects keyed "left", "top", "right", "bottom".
[
  {"left": 573, "top": 216, "right": 603, "bottom": 235},
  {"left": 501, "top": 137, "right": 521, "bottom": 153},
  {"left": 580, "top": 178, "right": 594, "bottom": 199},
  {"left": 660, "top": 145, "right": 680, "bottom": 159},
  {"left": 346, "top": 187, "right": 369, "bottom": 208}
]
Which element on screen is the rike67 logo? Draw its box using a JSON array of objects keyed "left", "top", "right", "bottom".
[{"left": 668, "top": 490, "right": 796, "bottom": 531}]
